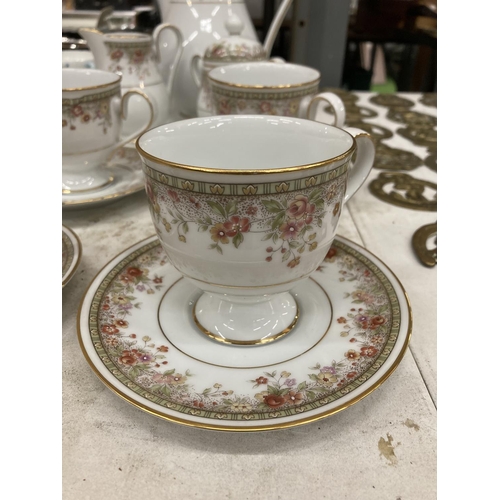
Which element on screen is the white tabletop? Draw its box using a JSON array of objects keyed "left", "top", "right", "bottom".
[{"left": 62, "top": 91, "right": 437, "bottom": 499}]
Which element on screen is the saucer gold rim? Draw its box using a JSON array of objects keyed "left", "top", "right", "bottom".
[{"left": 62, "top": 225, "right": 82, "bottom": 287}]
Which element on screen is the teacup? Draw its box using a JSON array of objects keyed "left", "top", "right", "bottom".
[
  {"left": 136, "top": 115, "right": 375, "bottom": 346},
  {"left": 62, "top": 68, "right": 153, "bottom": 193},
  {"left": 208, "top": 61, "right": 346, "bottom": 126}
]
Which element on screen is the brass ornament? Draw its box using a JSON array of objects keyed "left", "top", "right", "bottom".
[
  {"left": 373, "top": 143, "right": 423, "bottom": 171},
  {"left": 397, "top": 125, "right": 437, "bottom": 148},
  {"left": 369, "top": 172, "right": 437, "bottom": 211},
  {"left": 424, "top": 151, "right": 437, "bottom": 172},
  {"left": 419, "top": 93, "right": 437, "bottom": 107},
  {"left": 386, "top": 109, "right": 437, "bottom": 128},
  {"left": 412, "top": 222, "right": 437, "bottom": 267},
  {"left": 369, "top": 94, "right": 414, "bottom": 108}
]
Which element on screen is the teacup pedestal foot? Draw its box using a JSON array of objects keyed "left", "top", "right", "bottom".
[
  {"left": 62, "top": 172, "right": 115, "bottom": 194},
  {"left": 193, "top": 292, "right": 299, "bottom": 346}
]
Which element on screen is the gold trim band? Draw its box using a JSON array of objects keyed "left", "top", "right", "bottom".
[
  {"left": 136, "top": 133, "right": 357, "bottom": 176},
  {"left": 62, "top": 71, "right": 122, "bottom": 92},
  {"left": 62, "top": 176, "right": 114, "bottom": 195},
  {"left": 208, "top": 74, "right": 320, "bottom": 90},
  {"left": 192, "top": 299, "right": 300, "bottom": 346}
]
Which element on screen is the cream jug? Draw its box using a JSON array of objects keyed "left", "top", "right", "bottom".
[
  {"left": 156, "top": 0, "right": 292, "bottom": 119},
  {"left": 79, "top": 25, "right": 183, "bottom": 137}
]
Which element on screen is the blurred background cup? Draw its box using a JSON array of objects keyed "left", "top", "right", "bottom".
[
  {"left": 136, "top": 115, "right": 375, "bottom": 345},
  {"left": 208, "top": 61, "right": 346, "bottom": 126},
  {"left": 62, "top": 68, "right": 153, "bottom": 193}
]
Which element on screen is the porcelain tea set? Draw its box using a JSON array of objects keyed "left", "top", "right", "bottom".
[{"left": 63, "top": 0, "right": 376, "bottom": 345}]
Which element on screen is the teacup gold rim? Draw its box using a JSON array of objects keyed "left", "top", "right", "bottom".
[
  {"left": 207, "top": 73, "right": 321, "bottom": 90},
  {"left": 62, "top": 69, "right": 122, "bottom": 92},
  {"left": 136, "top": 129, "right": 357, "bottom": 175}
]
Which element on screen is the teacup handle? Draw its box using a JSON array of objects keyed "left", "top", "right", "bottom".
[
  {"left": 191, "top": 54, "right": 203, "bottom": 88},
  {"left": 342, "top": 127, "right": 376, "bottom": 203},
  {"left": 305, "top": 92, "right": 346, "bottom": 127},
  {"left": 113, "top": 90, "right": 154, "bottom": 150}
]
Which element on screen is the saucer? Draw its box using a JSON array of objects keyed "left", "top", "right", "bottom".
[
  {"left": 78, "top": 235, "right": 412, "bottom": 431},
  {"left": 62, "top": 225, "right": 82, "bottom": 287},
  {"left": 62, "top": 147, "right": 144, "bottom": 210}
]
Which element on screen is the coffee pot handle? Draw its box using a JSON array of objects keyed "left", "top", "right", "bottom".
[
  {"left": 342, "top": 127, "right": 376, "bottom": 203},
  {"left": 153, "top": 23, "right": 184, "bottom": 93},
  {"left": 303, "top": 92, "right": 346, "bottom": 128},
  {"left": 191, "top": 55, "right": 203, "bottom": 88},
  {"left": 112, "top": 90, "right": 154, "bottom": 151}
]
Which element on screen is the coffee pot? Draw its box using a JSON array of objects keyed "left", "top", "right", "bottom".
[
  {"left": 156, "top": 0, "right": 292, "bottom": 119},
  {"left": 79, "top": 24, "right": 183, "bottom": 137}
]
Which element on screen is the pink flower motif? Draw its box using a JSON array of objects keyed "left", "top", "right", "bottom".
[
  {"left": 110, "top": 49, "right": 123, "bottom": 61},
  {"left": 223, "top": 216, "right": 250, "bottom": 236},
  {"left": 260, "top": 101, "right": 272, "bottom": 113},
  {"left": 286, "top": 195, "right": 315, "bottom": 224},
  {"left": 279, "top": 219, "right": 304, "bottom": 240},
  {"left": 167, "top": 189, "right": 180, "bottom": 202}
]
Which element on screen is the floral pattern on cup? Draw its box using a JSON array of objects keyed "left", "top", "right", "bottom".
[
  {"left": 211, "top": 87, "right": 317, "bottom": 117},
  {"left": 204, "top": 41, "right": 265, "bottom": 62},
  {"left": 144, "top": 174, "right": 346, "bottom": 268},
  {"left": 93, "top": 239, "right": 395, "bottom": 419},
  {"left": 105, "top": 41, "right": 154, "bottom": 81},
  {"left": 62, "top": 88, "right": 118, "bottom": 134}
]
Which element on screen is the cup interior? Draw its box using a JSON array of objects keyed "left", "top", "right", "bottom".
[
  {"left": 62, "top": 68, "right": 120, "bottom": 90},
  {"left": 209, "top": 62, "right": 320, "bottom": 88},
  {"left": 138, "top": 115, "right": 354, "bottom": 170}
]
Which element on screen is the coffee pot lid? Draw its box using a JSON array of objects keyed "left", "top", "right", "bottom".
[{"left": 203, "top": 14, "right": 266, "bottom": 63}]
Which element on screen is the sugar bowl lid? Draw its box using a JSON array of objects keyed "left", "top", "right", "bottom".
[{"left": 203, "top": 14, "right": 266, "bottom": 63}]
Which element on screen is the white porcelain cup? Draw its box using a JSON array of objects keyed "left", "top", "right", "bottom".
[
  {"left": 62, "top": 68, "right": 153, "bottom": 193},
  {"left": 136, "top": 115, "right": 375, "bottom": 346},
  {"left": 208, "top": 61, "right": 346, "bottom": 126}
]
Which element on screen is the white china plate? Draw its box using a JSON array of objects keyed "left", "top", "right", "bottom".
[
  {"left": 78, "top": 234, "right": 412, "bottom": 431},
  {"left": 62, "top": 147, "right": 144, "bottom": 210},
  {"left": 62, "top": 225, "right": 82, "bottom": 287}
]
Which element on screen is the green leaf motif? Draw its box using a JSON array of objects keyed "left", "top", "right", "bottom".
[
  {"left": 207, "top": 201, "right": 226, "bottom": 219},
  {"left": 271, "top": 213, "right": 286, "bottom": 231},
  {"left": 262, "top": 200, "right": 284, "bottom": 213},
  {"left": 226, "top": 201, "right": 238, "bottom": 217},
  {"left": 233, "top": 232, "right": 244, "bottom": 249}
]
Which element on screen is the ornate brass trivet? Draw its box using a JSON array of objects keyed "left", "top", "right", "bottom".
[
  {"left": 424, "top": 151, "right": 437, "bottom": 172},
  {"left": 369, "top": 172, "right": 437, "bottom": 211},
  {"left": 369, "top": 94, "right": 414, "bottom": 108},
  {"left": 419, "top": 93, "right": 437, "bottom": 107},
  {"left": 397, "top": 125, "right": 437, "bottom": 148},
  {"left": 387, "top": 109, "right": 437, "bottom": 128},
  {"left": 373, "top": 143, "right": 423, "bottom": 171},
  {"left": 412, "top": 222, "right": 437, "bottom": 267}
]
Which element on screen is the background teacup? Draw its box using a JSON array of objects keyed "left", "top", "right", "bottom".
[
  {"left": 136, "top": 115, "right": 375, "bottom": 346},
  {"left": 62, "top": 68, "right": 153, "bottom": 193},
  {"left": 208, "top": 61, "right": 346, "bottom": 126}
]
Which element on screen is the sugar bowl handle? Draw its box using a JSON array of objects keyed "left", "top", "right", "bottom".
[{"left": 343, "top": 127, "right": 375, "bottom": 203}]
